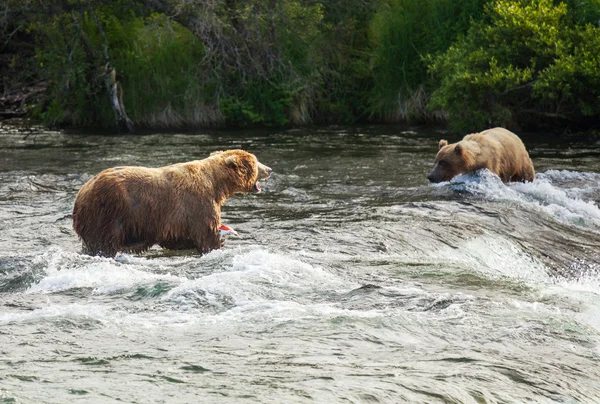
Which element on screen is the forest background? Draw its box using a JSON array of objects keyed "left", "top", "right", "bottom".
[{"left": 1, "top": 0, "right": 600, "bottom": 133}]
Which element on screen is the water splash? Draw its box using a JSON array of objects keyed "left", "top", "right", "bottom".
[
  {"left": 26, "top": 247, "right": 180, "bottom": 295},
  {"left": 164, "top": 249, "right": 355, "bottom": 309},
  {"left": 446, "top": 169, "right": 600, "bottom": 229},
  {"left": 433, "top": 233, "right": 551, "bottom": 283},
  {"left": 0, "top": 302, "right": 111, "bottom": 326}
]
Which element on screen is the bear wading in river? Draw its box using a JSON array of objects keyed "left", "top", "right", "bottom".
[
  {"left": 72, "top": 150, "right": 272, "bottom": 257},
  {"left": 428, "top": 127, "right": 535, "bottom": 183}
]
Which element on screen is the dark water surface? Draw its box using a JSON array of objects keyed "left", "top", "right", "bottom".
[{"left": 1, "top": 124, "right": 600, "bottom": 403}]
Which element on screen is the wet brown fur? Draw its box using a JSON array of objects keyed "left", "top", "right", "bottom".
[
  {"left": 72, "top": 150, "right": 271, "bottom": 257},
  {"left": 428, "top": 127, "right": 535, "bottom": 183}
]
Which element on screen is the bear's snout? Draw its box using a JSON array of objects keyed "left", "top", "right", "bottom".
[
  {"left": 428, "top": 173, "right": 442, "bottom": 183},
  {"left": 427, "top": 166, "right": 443, "bottom": 183},
  {"left": 258, "top": 163, "right": 272, "bottom": 180}
]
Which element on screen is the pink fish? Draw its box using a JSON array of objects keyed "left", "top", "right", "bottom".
[{"left": 219, "top": 224, "right": 239, "bottom": 239}]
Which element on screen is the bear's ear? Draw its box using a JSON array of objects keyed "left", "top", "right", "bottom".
[
  {"left": 225, "top": 155, "right": 239, "bottom": 168},
  {"left": 454, "top": 143, "right": 462, "bottom": 155},
  {"left": 438, "top": 140, "right": 448, "bottom": 150}
]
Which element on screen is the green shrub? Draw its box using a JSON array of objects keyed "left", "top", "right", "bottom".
[
  {"left": 533, "top": 24, "right": 600, "bottom": 118},
  {"left": 310, "top": 0, "right": 377, "bottom": 123},
  {"left": 34, "top": 12, "right": 102, "bottom": 127},
  {"left": 220, "top": 77, "right": 296, "bottom": 126},
  {"left": 33, "top": 0, "right": 331, "bottom": 128},
  {"left": 21, "top": 0, "right": 600, "bottom": 130},
  {"left": 428, "top": 0, "right": 600, "bottom": 132},
  {"left": 218, "top": 0, "right": 325, "bottom": 126},
  {"left": 369, "top": 0, "right": 490, "bottom": 120},
  {"left": 105, "top": 14, "right": 211, "bottom": 127},
  {"left": 562, "top": 0, "right": 600, "bottom": 23},
  {"left": 35, "top": 9, "right": 212, "bottom": 128}
]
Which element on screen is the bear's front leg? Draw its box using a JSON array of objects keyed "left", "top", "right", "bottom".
[{"left": 192, "top": 223, "right": 222, "bottom": 255}]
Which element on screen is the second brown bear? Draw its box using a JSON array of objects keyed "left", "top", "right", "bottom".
[{"left": 428, "top": 127, "right": 535, "bottom": 183}]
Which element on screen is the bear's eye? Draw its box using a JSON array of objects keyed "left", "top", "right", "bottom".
[{"left": 438, "top": 160, "right": 448, "bottom": 167}]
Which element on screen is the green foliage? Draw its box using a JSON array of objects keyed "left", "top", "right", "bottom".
[
  {"left": 533, "top": 24, "right": 600, "bottom": 117},
  {"left": 310, "top": 0, "right": 378, "bottom": 122},
  {"left": 217, "top": 0, "right": 326, "bottom": 126},
  {"left": 220, "top": 98, "right": 264, "bottom": 126},
  {"left": 105, "top": 14, "right": 209, "bottom": 127},
  {"left": 33, "top": 12, "right": 100, "bottom": 126},
  {"left": 562, "top": 0, "right": 600, "bottom": 23},
  {"left": 9, "top": 0, "right": 600, "bottom": 131},
  {"left": 30, "top": 0, "right": 332, "bottom": 128},
  {"left": 369, "top": 0, "right": 490, "bottom": 119},
  {"left": 34, "top": 7, "right": 209, "bottom": 128},
  {"left": 220, "top": 78, "right": 296, "bottom": 126},
  {"left": 428, "top": 0, "right": 600, "bottom": 132}
]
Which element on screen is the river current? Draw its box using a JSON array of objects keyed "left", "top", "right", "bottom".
[{"left": 1, "top": 124, "right": 599, "bottom": 403}]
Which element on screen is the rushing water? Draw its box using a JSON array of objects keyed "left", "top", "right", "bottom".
[{"left": 1, "top": 124, "right": 600, "bottom": 403}]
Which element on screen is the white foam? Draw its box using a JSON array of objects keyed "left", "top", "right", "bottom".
[
  {"left": 0, "top": 302, "right": 110, "bottom": 325},
  {"left": 549, "top": 259, "right": 600, "bottom": 297},
  {"left": 12, "top": 247, "right": 357, "bottom": 328},
  {"left": 164, "top": 249, "right": 355, "bottom": 308},
  {"left": 433, "top": 233, "right": 551, "bottom": 283},
  {"left": 541, "top": 267, "right": 600, "bottom": 333},
  {"left": 512, "top": 173, "right": 600, "bottom": 226},
  {"left": 0, "top": 299, "right": 211, "bottom": 328},
  {"left": 539, "top": 169, "right": 600, "bottom": 187},
  {"left": 554, "top": 276, "right": 600, "bottom": 296},
  {"left": 27, "top": 248, "right": 180, "bottom": 295},
  {"left": 448, "top": 169, "right": 600, "bottom": 229},
  {"left": 24, "top": 247, "right": 355, "bottom": 317}
]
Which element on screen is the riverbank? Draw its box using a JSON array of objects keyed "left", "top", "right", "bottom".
[
  {"left": 0, "top": 44, "right": 44, "bottom": 121},
  {"left": 2, "top": 0, "right": 600, "bottom": 133}
]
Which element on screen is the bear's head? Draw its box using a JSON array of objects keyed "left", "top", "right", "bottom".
[
  {"left": 211, "top": 150, "right": 272, "bottom": 193},
  {"left": 427, "top": 139, "right": 477, "bottom": 183}
]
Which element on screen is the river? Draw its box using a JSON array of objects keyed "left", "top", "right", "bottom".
[{"left": 1, "top": 124, "right": 599, "bottom": 403}]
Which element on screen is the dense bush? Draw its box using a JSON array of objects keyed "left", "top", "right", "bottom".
[
  {"left": 3, "top": 0, "right": 600, "bottom": 131},
  {"left": 36, "top": 10, "right": 210, "bottom": 128},
  {"left": 369, "top": 0, "right": 490, "bottom": 121},
  {"left": 31, "top": 1, "right": 327, "bottom": 128},
  {"left": 533, "top": 23, "right": 600, "bottom": 119},
  {"left": 427, "top": 0, "right": 600, "bottom": 132},
  {"left": 210, "top": 0, "right": 327, "bottom": 126},
  {"left": 107, "top": 14, "right": 211, "bottom": 128}
]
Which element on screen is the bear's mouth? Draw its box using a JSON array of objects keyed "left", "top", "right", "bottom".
[{"left": 253, "top": 163, "right": 271, "bottom": 193}]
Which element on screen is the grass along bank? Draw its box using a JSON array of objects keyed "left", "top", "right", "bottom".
[{"left": 2, "top": 0, "right": 600, "bottom": 133}]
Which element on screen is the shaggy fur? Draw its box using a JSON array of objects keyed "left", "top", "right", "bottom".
[
  {"left": 428, "top": 127, "right": 535, "bottom": 183},
  {"left": 73, "top": 150, "right": 271, "bottom": 257}
]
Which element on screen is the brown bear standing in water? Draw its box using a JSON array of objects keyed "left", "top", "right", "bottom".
[
  {"left": 427, "top": 127, "right": 535, "bottom": 183},
  {"left": 73, "top": 150, "right": 272, "bottom": 257}
]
